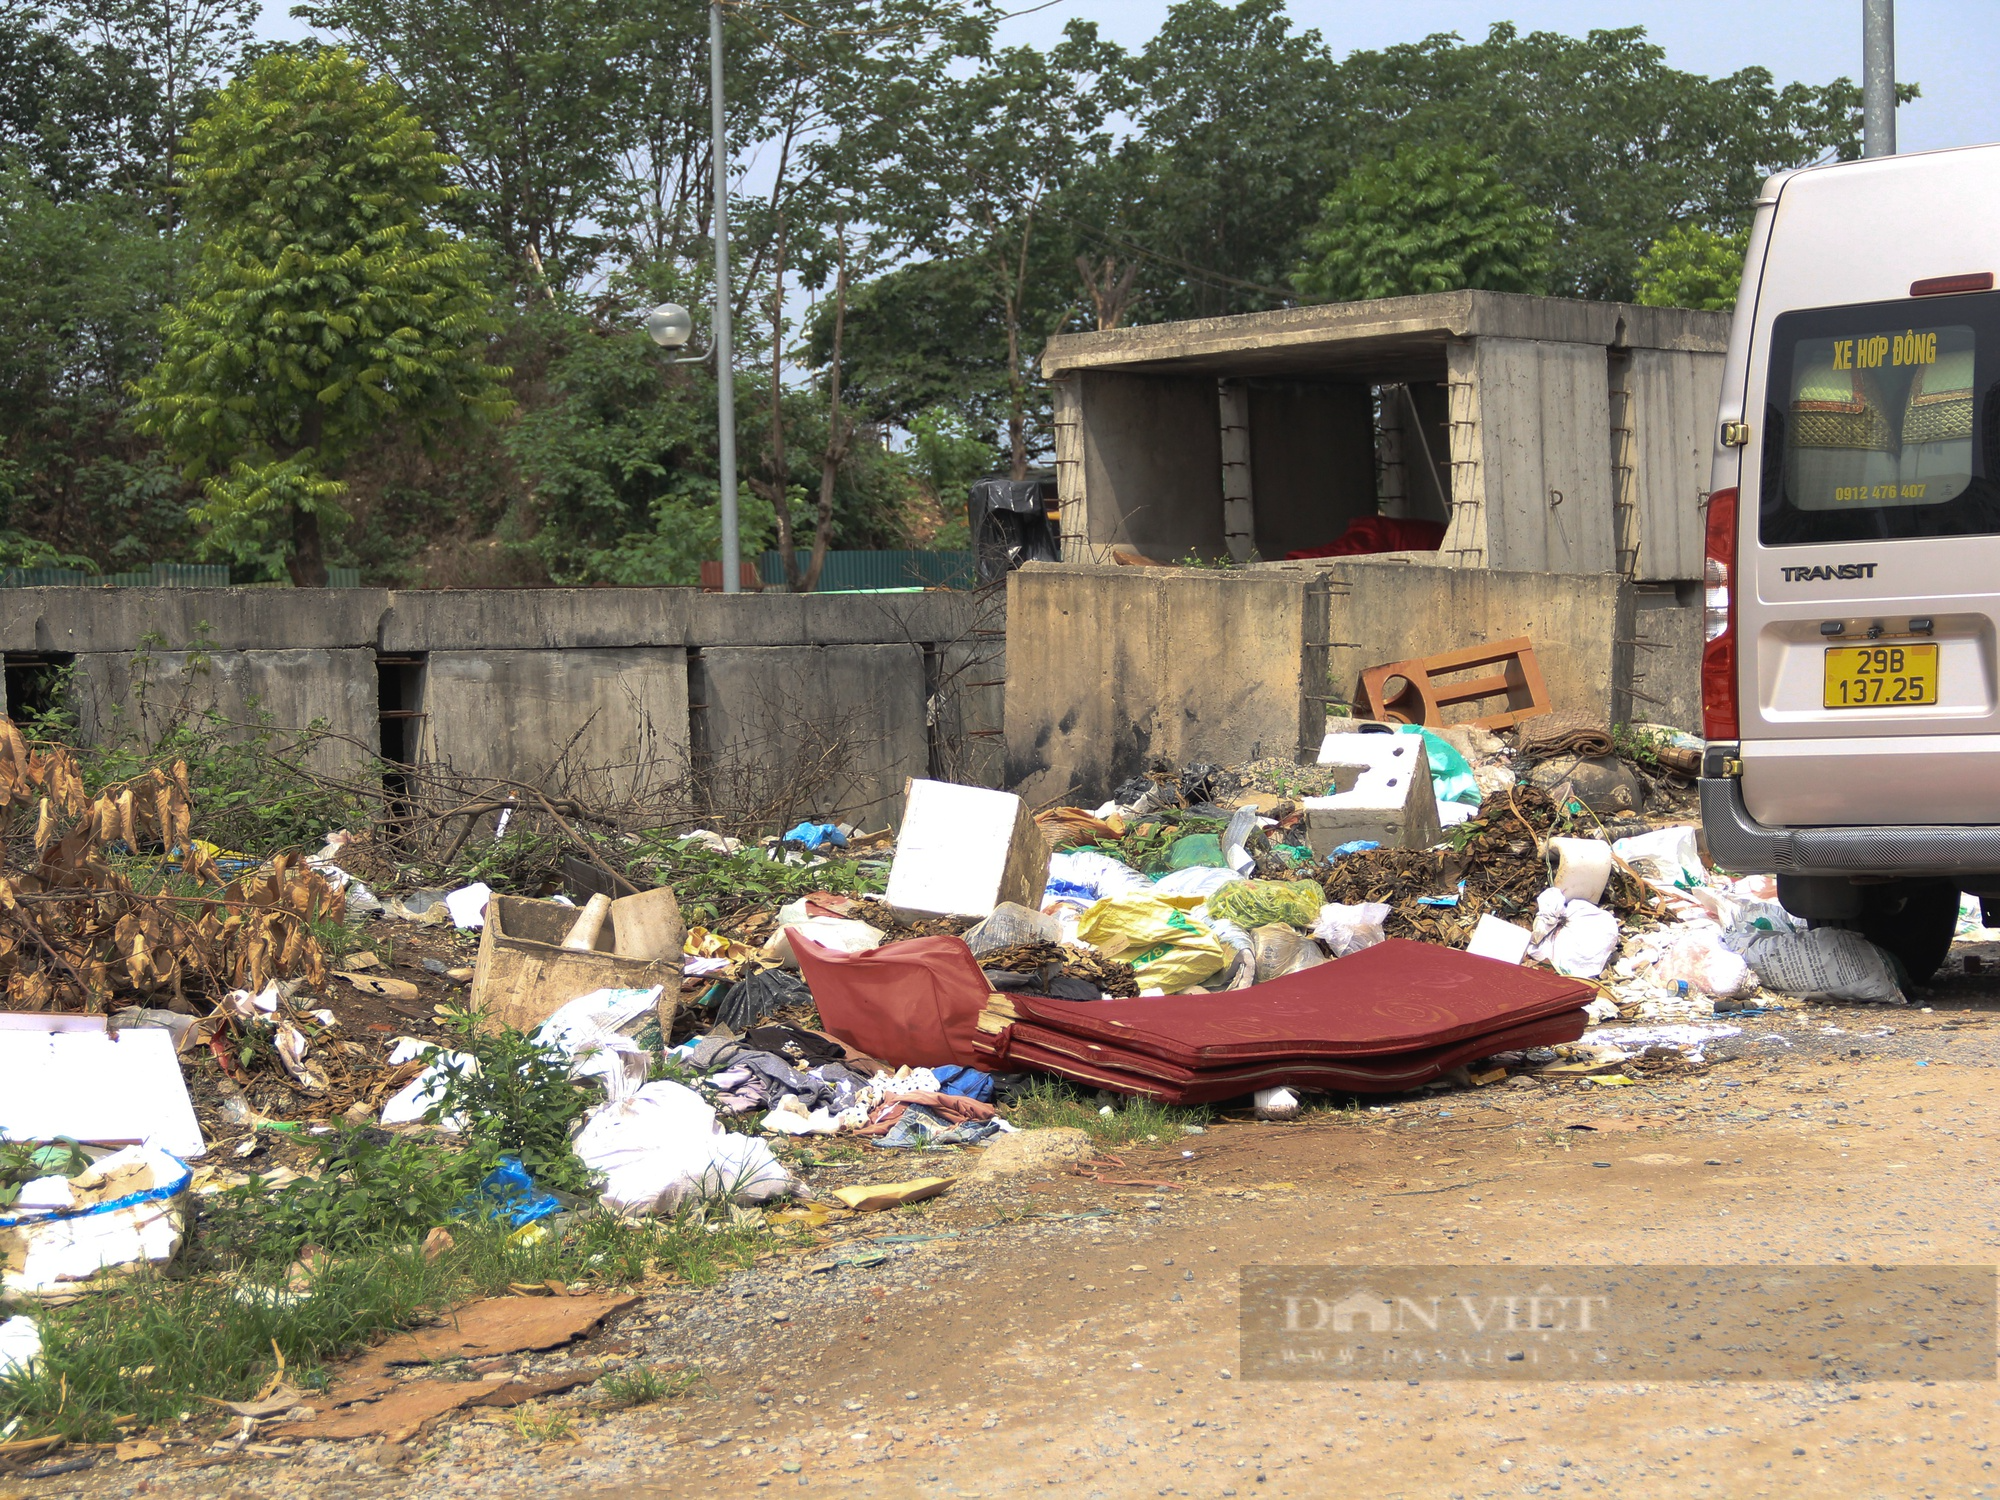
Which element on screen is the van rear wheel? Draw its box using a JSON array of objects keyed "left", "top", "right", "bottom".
[{"left": 1855, "top": 880, "right": 1960, "bottom": 984}]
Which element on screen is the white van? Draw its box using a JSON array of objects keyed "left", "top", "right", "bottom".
[{"left": 1700, "top": 142, "right": 2000, "bottom": 981}]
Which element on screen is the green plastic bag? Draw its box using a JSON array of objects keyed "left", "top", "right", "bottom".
[
  {"left": 1167, "top": 833, "right": 1228, "bottom": 870},
  {"left": 1205, "top": 878, "right": 1324, "bottom": 932},
  {"left": 1397, "top": 724, "right": 1481, "bottom": 806}
]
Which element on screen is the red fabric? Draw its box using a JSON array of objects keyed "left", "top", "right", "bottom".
[
  {"left": 978, "top": 1011, "right": 1588, "bottom": 1104},
  {"left": 1001, "top": 940, "right": 1592, "bottom": 1068},
  {"left": 1284, "top": 516, "right": 1447, "bottom": 561},
  {"left": 791, "top": 933, "right": 991, "bottom": 1070},
  {"left": 851, "top": 1090, "right": 999, "bottom": 1137}
]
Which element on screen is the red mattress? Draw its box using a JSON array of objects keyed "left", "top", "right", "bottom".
[
  {"left": 977, "top": 1010, "right": 1587, "bottom": 1103},
  {"left": 999, "top": 939, "right": 1593, "bottom": 1068}
]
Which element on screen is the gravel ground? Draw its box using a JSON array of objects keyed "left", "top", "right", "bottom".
[{"left": 16, "top": 959, "right": 2000, "bottom": 1500}]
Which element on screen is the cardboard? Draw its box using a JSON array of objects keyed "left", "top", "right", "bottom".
[
  {"left": 468, "top": 894, "right": 679, "bottom": 1036},
  {"left": 883, "top": 778, "right": 1048, "bottom": 920},
  {"left": 0, "top": 1017, "right": 204, "bottom": 1159}
]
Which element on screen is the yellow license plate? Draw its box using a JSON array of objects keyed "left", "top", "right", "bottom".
[{"left": 1823, "top": 643, "right": 1939, "bottom": 708}]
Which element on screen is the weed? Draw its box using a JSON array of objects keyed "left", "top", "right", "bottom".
[
  {"left": 207, "top": 1133, "right": 502, "bottom": 1263},
  {"left": 598, "top": 1363, "right": 702, "bottom": 1408},
  {"left": 0, "top": 1212, "right": 761, "bottom": 1445},
  {"left": 619, "top": 838, "right": 885, "bottom": 931},
  {"left": 510, "top": 1400, "right": 578, "bottom": 1444},
  {"left": 1007, "top": 1077, "right": 1212, "bottom": 1146},
  {"left": 426, "top": 1020, "right": 600, "bottom": 1194},
  {"left": 1610, "top": 722, "right": 1674, "bottom": 769}
]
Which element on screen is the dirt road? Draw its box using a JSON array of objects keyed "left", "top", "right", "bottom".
[{"left": 42, "top": 998, "right": 2000, "bottom": 1500}]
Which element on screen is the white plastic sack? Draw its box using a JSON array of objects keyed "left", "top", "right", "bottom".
[
  {"left": 1526, "top": 887, "right": 1621, "bottom": 979},
  {"left": 1653, "top": 926, "right": 1757, "bottom": 999},
  {"left": 1151, "top": 865, "right": 1246, "bottom": 901},
  {"left": 762, "top": 916, "right": 884, "bottom": 969},
  {"left": 444, "top": 882, "right": 492, "bottom": 929},
  {"left": 1612, "top": 825, "right": 1704, "bottom": 890},
  {"left": 1252, "top": 1087, "right": 1300, "bottom": 1121},
  {"left": 1311, "top": 901, "right": 1391, "bottom": 958},
  {"left": 574, "top": 1081, "right": 799, "bottom": 1214},
  {"left": 0, "top": 1315, "right": 41, "bottom": 1382},
  {"left": 1725, "top": 926, "right": 1905, "bottom": 1004},
  {"left": 1043, "top": 849, "right": 1152, "bottom": 911},
  {"left": 1250, "top": 924, "right": 1327, "bottom": 984},
  {"left": 0, "top": 1146, "right": 191, "bottom": 1296}
]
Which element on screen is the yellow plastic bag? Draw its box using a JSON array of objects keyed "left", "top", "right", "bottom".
[
  {"left": 1076, "top": 893, "right": 1229, "bottom": 993},
  {"left": 1206, "top": 879, "right": 1324, "bottom": 932}
]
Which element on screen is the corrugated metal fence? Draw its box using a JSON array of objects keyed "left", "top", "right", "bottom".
[
  {"left": 755, "top": 549, "right": 975, "bottom": 591},
  {"left": 0, "top": 564, "right": 362, "bottom": 588}
]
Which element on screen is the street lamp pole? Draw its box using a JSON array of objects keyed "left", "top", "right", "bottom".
[{"left": 710, "top": 0, "right": 741, "bottom": 593}]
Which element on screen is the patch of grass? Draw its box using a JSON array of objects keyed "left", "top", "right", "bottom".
[
  {"left": 425, "top": 1018, "right": 600, "bottom": 1194},
  {"left": 510, "top": 1400, "right": 579, "bottom": 1445},
  {"left": 1006, "top": 1077, "right": 1212, "bottom": 1147},
  {"left": 0, "top": 1210, "right": 762, "bottom": 1446},
  {"left": 1610, "top": 721, "right": 1675, "bottom": 769},
  {"left": 598, "top": 1362, "right": 702, "bottom": 1408}
]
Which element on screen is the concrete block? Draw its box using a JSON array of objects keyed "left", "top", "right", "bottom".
[
  {"left": 379, "top": 589, "right": 691, "bottom": 651},
  {"left": 418, "top": 648, "right": 689, "bottom": 803},
  {"left": 69, "top": 648, "right": 379, "bottom": 775},
  {"left": 884, "top": 779, "right": 1048, "bottom": 920},
  {"left": 15, "top": 589, "right": 389, "bottom": 652},
  {"left": 696, "top": 643, "right": 927, "bottom": 828},
  {"left": 1300, "top": 732, "right": 1441, "bottom": 854}
]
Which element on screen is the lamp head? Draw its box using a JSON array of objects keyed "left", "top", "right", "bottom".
[{"left": 643, "top": 303, "right": 694, "bottom": 349}]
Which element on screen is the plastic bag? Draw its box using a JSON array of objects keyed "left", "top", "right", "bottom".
[
  {"left": 1398, "top": 724, "right": 1481, "bottom": 806},
  {"left": 1152, "top": 866, "right": 1244, "bottom": 901},
  {"left": 1075, "top": 893, "right": 1229, "bottom": 993},
  {"left": 763, "top": 916, "right": 883, "bottom": 969},
  {"left": 1311, "top": 901, "right": 1391, "bottom": 958},
  {"left": 1167, "top": 833, "right": 1227, "bottom": 870},
  {"left": 1251, "top": 923, "right": 1327, "bottom": 983},
  {"left": 1724, "top": 925, "right": 1904, "bottom": 1004},
  {"left": 1526, "top": 888, "right": 1621, "bottom": 978},
  {"left": 963, "top": 901, "right": 1063, "bottom": 956},
  {"left": 0, "top": 1146, "right": 192, "bottom": 1295},
  {"left": 714, "top": 968, "right": 814, "bottom": 1031},
  {"left": 1652, "top": 925, "right": 1757, "bottom": 1000},
  {"left": 1612, "top": 826, "right": 1704, "bottom": 890},
  {"left": 1205, "top": 879, "right": 1324, "bottom": 932},
  {"left": 574, "top": 1080, "right": 798, "bottom": 1215},
  {"left": 1044, "top": 850, "right": 1152, "bottom": 910}
]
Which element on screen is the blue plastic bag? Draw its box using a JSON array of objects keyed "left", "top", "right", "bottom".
[
  {"left": 781, "top": 821, "right": 847, "bottom": 852},
  {"left": 465, "top": 1157, "right": 563, "bottom": 1227}
]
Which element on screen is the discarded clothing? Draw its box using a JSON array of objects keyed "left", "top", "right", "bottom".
[
  {"left": 744, "top": 1024, "right": 847, "bottom": 1067},
  {"left": 851, "top": 1090, "right": 999, "bottom": 1138},
  {"left": 874, "top": 1103, "right": 1005, "bottom": 1149}
]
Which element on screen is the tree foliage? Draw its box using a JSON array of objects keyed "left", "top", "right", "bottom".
[
  {"left": 1635, "top": 225, "right": 1751, "bottom": 313},
  {"left": 1294, "top": 144, "right": 1555, "bottom": 302},
  {"left": 133, "top": 49, "right": 511, "bottom": 584}
]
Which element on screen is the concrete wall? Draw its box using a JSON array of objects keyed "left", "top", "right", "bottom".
[
  {"left": 4, "top": 587, "right": 1007, "bottom": 816},
  {"left": 1078, "top": 370, "right": 1222, "bottom": 559},
  {"left": 1625, "top": 348, "right": 1725, "bottom": 582},
  {"left": 1002, "top": 564, "right": 1329, "bottom": 807},
  {"left": 1246, "top": 381, "right": 1378, "bottom": 558},
  {"left": 70, "top": 648, "right": 381, "bottom": 774},
  {"left": 1440, "top": 338, "right": 1617, "bottom": 574},
  {"left": 1003, "top": 559, "right": 1706, "bottom": 805},
  {"left": 418, "top": 649, "right": 689, "bottom": 803}
]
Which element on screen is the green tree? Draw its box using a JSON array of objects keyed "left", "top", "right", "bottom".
[
  {"left": 865, "top": 22, "right": 1119, "bottom": 477},
  {"left": 1334, "top": 23, "right": 1901, "bottom": 300},
  {"left": 134, "top": 49, "right": 512, "bottom": 585},
  {"left": 1635, "top": 224, "right": 1750, "bottom": 312},
  {"left": 1294, "top": 144, "right": 1554, "bottom": 303},
  {"left": 907, "top": 405, "right": 995, "bottom": 549}
]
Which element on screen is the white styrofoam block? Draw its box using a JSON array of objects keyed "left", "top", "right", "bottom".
[
  {"left": 0, "top": 1023, "right": 205, "bottom": 1159},
  {"left": 1466, "top": 913, "right": 1533, "bottom": 965},
  {"left": 1300, "top": 733, "right": 1443, "bottom": 853},
  {"left": 884, "top": 779, "right": 1047, "bottom": 920}
]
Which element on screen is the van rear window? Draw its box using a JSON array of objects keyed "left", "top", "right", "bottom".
[{"left": 1761, "top": 293, "right": 2000, "bottom": 545}]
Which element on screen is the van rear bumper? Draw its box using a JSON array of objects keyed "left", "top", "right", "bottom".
[{"left": 1700, "top": 775, "right": 2000, "bottom": 877}]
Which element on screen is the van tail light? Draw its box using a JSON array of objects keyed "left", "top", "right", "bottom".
[{"left": 1701, "top": 487, "right": 1739, "bottom": 742}]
